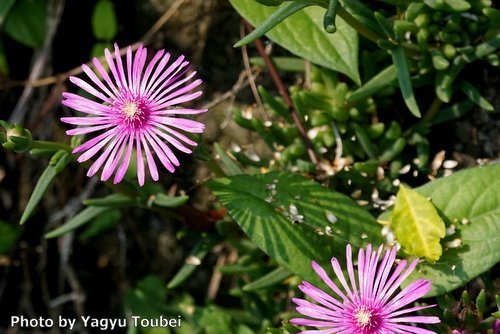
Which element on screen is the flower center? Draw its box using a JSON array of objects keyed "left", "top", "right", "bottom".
[
  {"left": 355, "top": 308, "right": 372, "bottom": 328},
  {"left": 122, "top": 101, "right": 141, "bottom": 120}
]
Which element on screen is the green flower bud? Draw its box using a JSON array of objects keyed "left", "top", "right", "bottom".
[{"left": 3, "top": 124, "right": 33, "bottom": 153}]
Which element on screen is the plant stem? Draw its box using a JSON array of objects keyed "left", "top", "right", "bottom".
[
  {"left": 244, "top": 20, "right": 319, "bottom": 164},
  {"left": 32, "top": 140, "right": 72, "bottom": 152}
]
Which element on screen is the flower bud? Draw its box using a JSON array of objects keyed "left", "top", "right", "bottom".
[{"left": 3, "top": 124, "right": 33, "bottom": 153}]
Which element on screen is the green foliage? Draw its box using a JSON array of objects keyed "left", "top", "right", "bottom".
[
  {"left": 384, "top": 165, "right": 500, "bottom": 296},
  {"left": 92, "top": 0, "right": 117, "bottom": 41},
  {"left": 0, "top": 220, "right": 20, "bottom": 253},
  {"left": 231, "top": 0, "right": 360, "bottom": 84},
  {"left": 3, "top": 0, "right": 47, "bottom": 48},
  {"left": 392, "top": 185, "right": 445, "bottom": 263},
  {"left": 208, "top": 172, "right": 382, "bottom": 288},
  {"left": 391, "top": 47, "right": 422, "bottom": 117},
  {"left": 20, "top": 150, "right": 73, "bottom": 225}
]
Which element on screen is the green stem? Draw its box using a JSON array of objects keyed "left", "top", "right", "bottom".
[
  {"left": 337, "top": 6, "right": 383, "bottom": 43},
  {"left": 32, "top": 140, "right": 72, "bottom": 152}
]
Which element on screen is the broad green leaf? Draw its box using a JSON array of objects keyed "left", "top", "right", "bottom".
[
  {"left": 153, "top": 193, "right": 189, "bottom": 208},
  {"left": 243, "top": 266, "right": 292, "bottom": 291},
  {"left": 230, "top": 0, "right": 360, "bottom": 84},
  {"left": 208, "top": 172, "right": 382, "bottom": 288},
  {"left": 392, "top": 185, "right": 446, "bottom": 263},
  {"left": 91, "top": 0, "right": 117, "bottom": 40},
  {"left": 0, "top": 0, "right": 16, "bottom": 28},
  {"left": 0, "top": 220, "right": 20, "bottom": 253},
  {"left": 45, "top": 206, "right": 110, "bottom": 238},
  {"left": 382, "top": 165, "right": 500, "bottom": 296},
  {"left": 235, "top": 1, "right": 312, "bottom": 47},
  {"left": 20, "top": 151, "right": 72, "bottom": 225},
  {"left": 4, "top": 0, "right": 46, "bottom": 48},
  {"left": 391, "top": 47, "right": 421, "bottom": 117},
  {"left": 250, "top": 56, "right": 305, "bottom": 72},
  {"left": 347, "top": 65, "right": 397, "bottom": 103}
]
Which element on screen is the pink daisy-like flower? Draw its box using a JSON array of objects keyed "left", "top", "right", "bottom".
[
  {"left": 290, "top": 244, "right": 440, "bottom": 334},
  {"left": 61, "top": 44, "right": 206, "bottom": 186}
]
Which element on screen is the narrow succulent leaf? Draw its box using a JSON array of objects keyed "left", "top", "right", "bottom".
[
  {"left": 458, "top": 80, "right": 494, "bottom": 111},
  {"left": 392, "top": 185, "right": 446, "bottom": 263},
  {"left": 391, "top": 47, "right": 421, "bottom": 117},
  {"left": 347, "top": 65, "right": 397, "bottom": 102},
  {"left": 214, "top": 143, "right": 244, "bottom": 176},
  {"left": 20, "top": 151, "right": 73, "bottom": 225},
  {"left": 45, "top": 206, "right": 110, "bottom": 238},
  {"left": 167, "top": 238, "right": 220, "bottom": 289},
  {"left": 84, "top": 193, "right": 142, "bottom": 208},
  {"left": 243, "top": 266, "right": 293, "bottom": 291},
  {"left": 153, "top": 193, "right": 189, "bottom": 208}
]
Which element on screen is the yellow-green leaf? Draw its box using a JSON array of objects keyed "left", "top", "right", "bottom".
[{"left": 392, "top": 185, "right": 445, "bottom": 263}]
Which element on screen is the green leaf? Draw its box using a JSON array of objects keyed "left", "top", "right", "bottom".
[
  {"left": 207, "top": 172, "right": 382, "bottom": 288},
  {"left": 230, "top": 0, "right": 360, "bottom": 84},
  {"left": 391, "top": 47, "right": 421, "bottom": 117},
  {"left": 84, "top": 193, "right": 142, "bottom": 208},
  {"left": 235, "top": 1, "right": 312, "bottom": 47},
  {"left": 20, "top": 151, "right": 72, "bottom": 225},
  {"left": 242, "top": 266, "right": 292, "bottom": 291},
  {"left": 392, "top": 185, "right": 446, "bottom": 263},
  {"left": 167, "top": 238, "right": 220, "bottom": 289},
  {"left": 195, "top": 306, "right": 233, "bottom": 334},
  {"left": 0, "top": 0, "right": 16, "bottom": 28},
  {"left": 0, "top": 40, "right": 9, "bottom": 76},
  {"left": 153, "top": 193, "right": 189, "bottom": 208},
  {"left": 458, "top": 80, "right": 494, "bottom": 112},
  {"left": 347, "top": 65, "right": 397, "bottom": 102},
  {"left": 79, "top": 209, "right": 121, "bottom": 241},
  {"left": 4, "top": 0, "right": 46, "bottom": 48},
  {"left": 250, "top": 56, "right": 305, "bottom": 72},
  {"left": 214, "top": 143, "right": 244, "bottom": 176},
  {"left": 126, "top": 276, "right": 168, "bottom": 318},
  {"left": 0, "top": 220, "right": 20, "bottom": 253},
  {"left": 91, "top": 0, "right": 117, "bottom": 40},
  {"left": 393, "top": 165, "right": 500, "bottom": 296},
  {"left": 45, "top": 206, "right": 110, "bottom": 238}
]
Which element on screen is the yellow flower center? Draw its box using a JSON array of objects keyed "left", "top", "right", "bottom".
[
  {"left": 355, "top": 308, "right": 372, "bottom": 328},
  {"left": 122, "top": 101, "right": 140, "bottom": 120}
]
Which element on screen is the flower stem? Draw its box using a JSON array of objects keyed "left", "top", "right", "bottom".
[{"left": 32, "top": 140, "right": 72, "bottom": 152}]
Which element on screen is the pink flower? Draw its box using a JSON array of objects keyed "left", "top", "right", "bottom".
[
  {"left": 61, "top": 44, "right": 206, "bottom": 186},
  {"left": 290, "top": 244, "right": 440, "bottom": 333}
]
